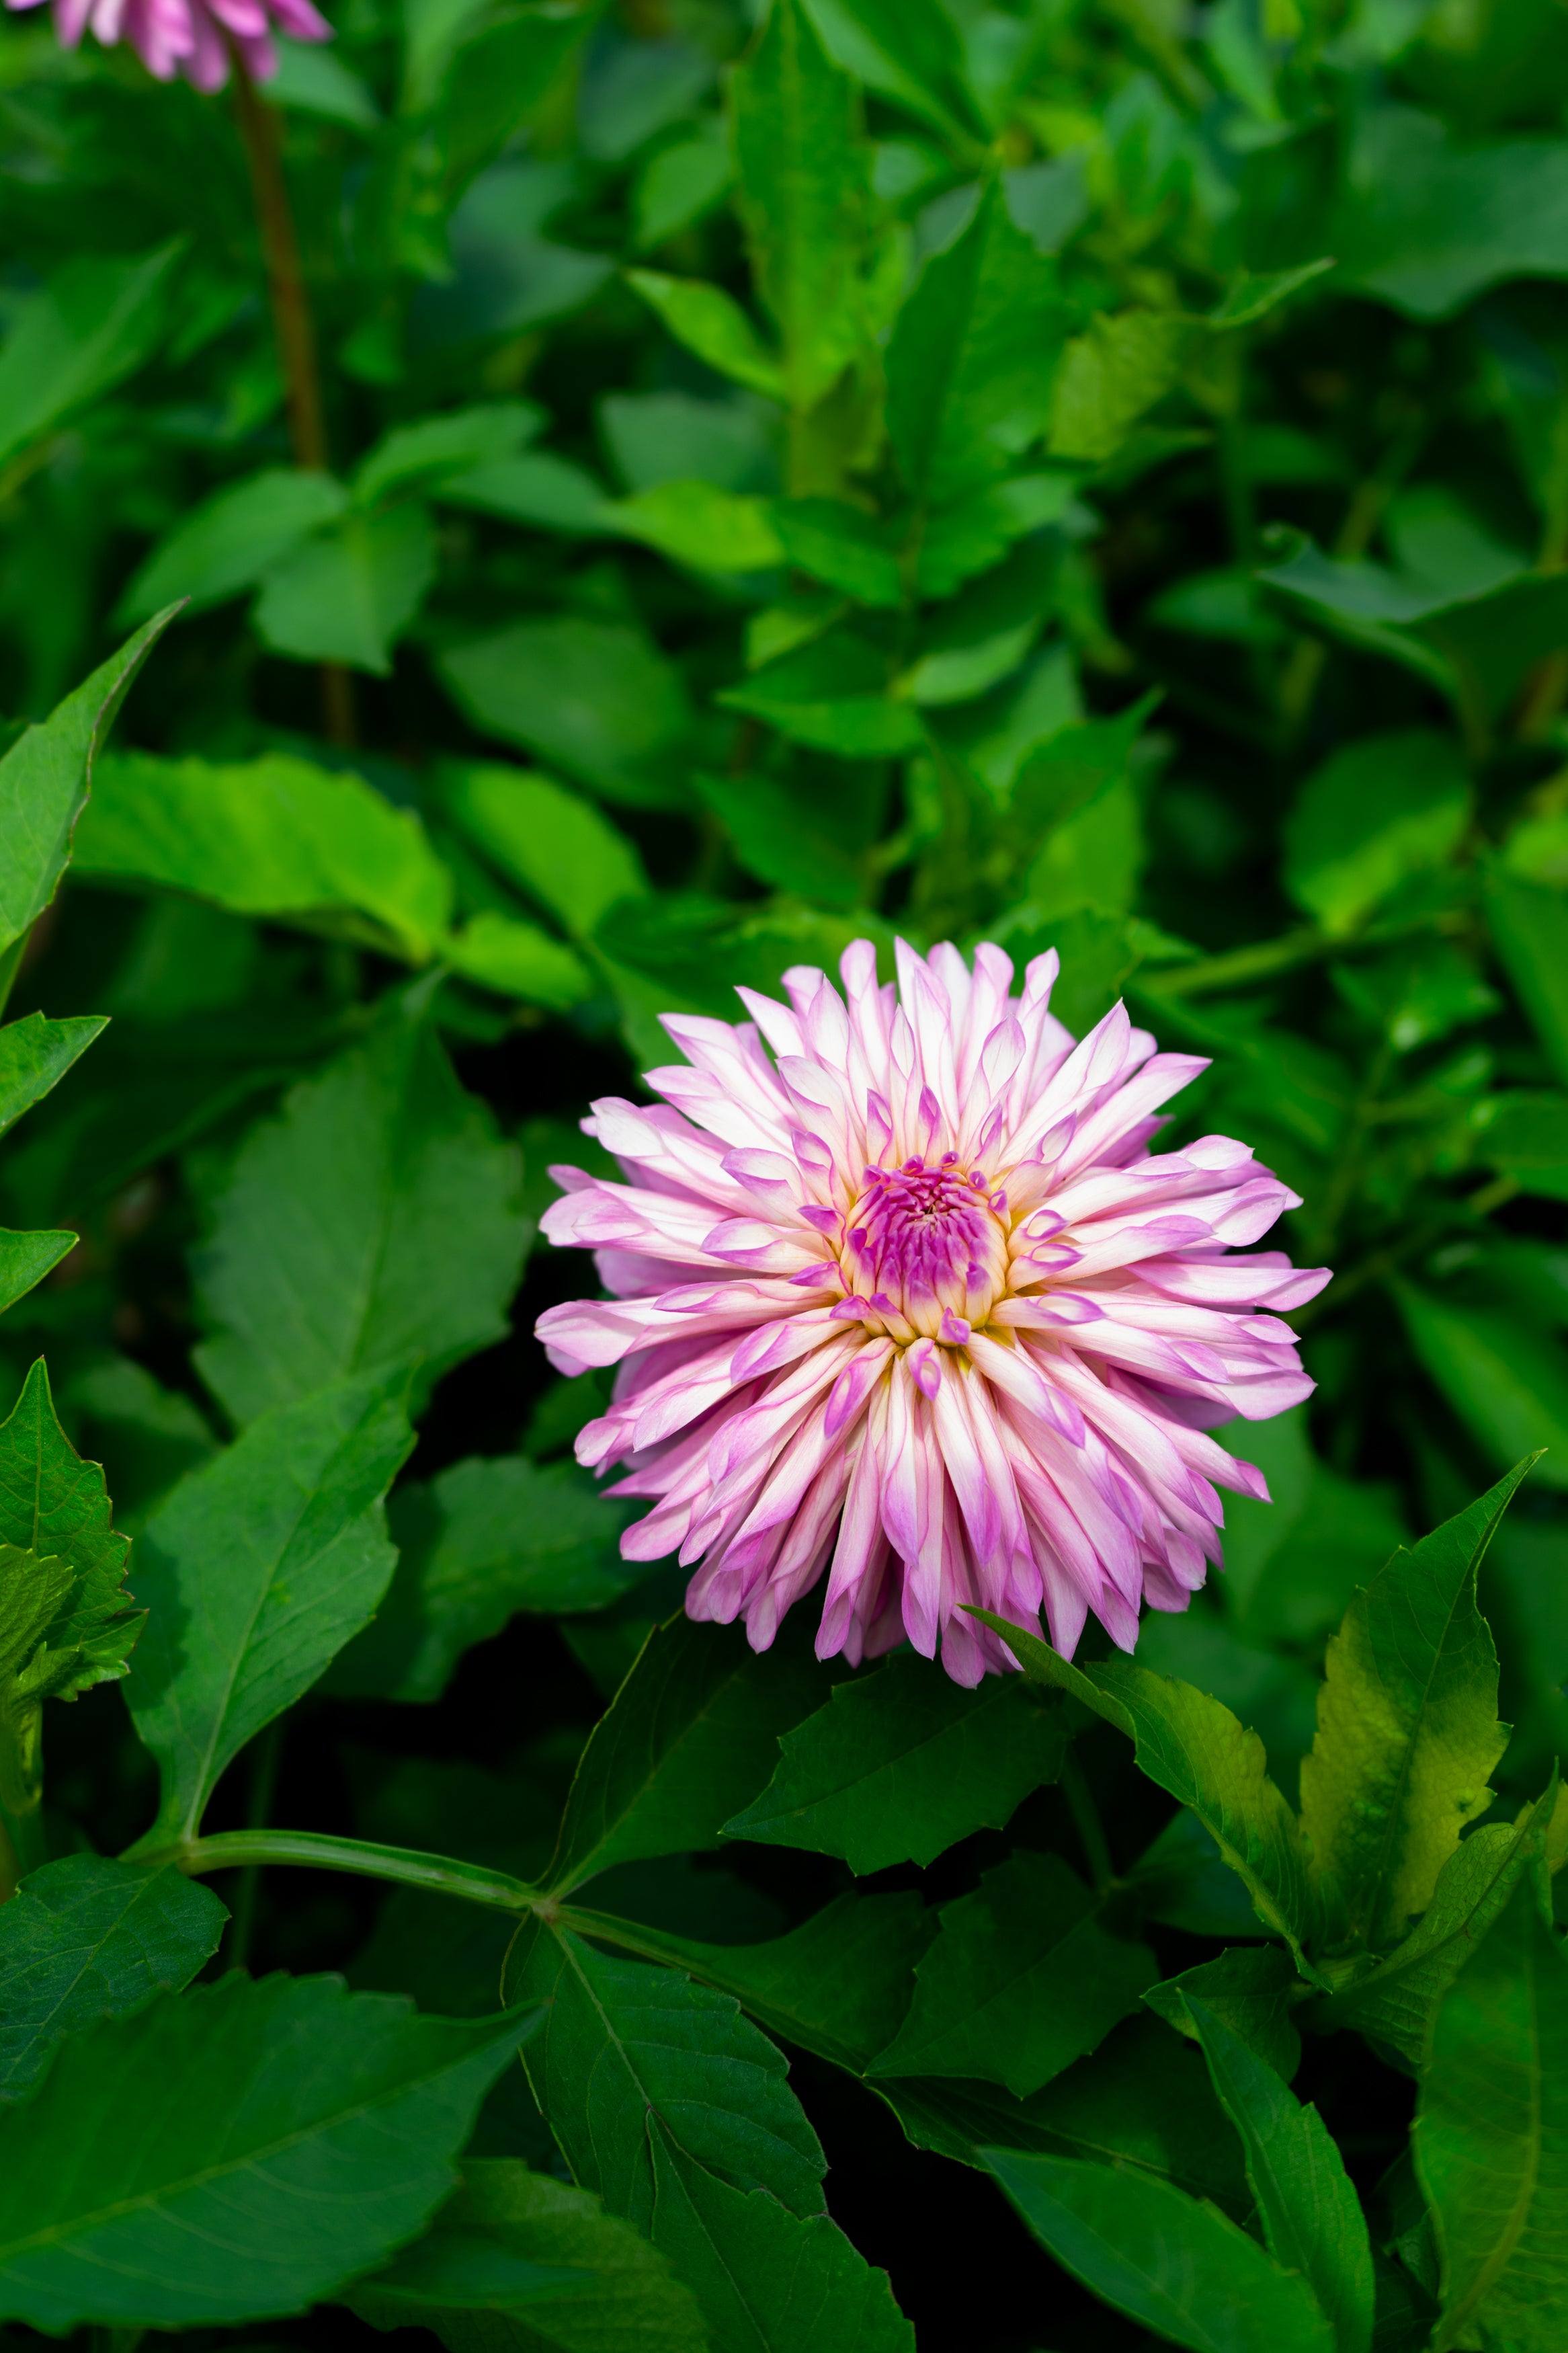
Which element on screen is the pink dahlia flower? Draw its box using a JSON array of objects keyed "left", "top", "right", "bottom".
[
  {"left": 537, "top": 940, "right": 1330, "bottom": 1685},
  {"left": 7, "top": 0, "right": 331, "bottom": 90}
]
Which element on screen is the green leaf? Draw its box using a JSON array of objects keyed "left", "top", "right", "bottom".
[
  {"left": 770, "top": 497, "right": 905, "bottom": 606},
  {"left": 647, "top": 2118, "right": 915, "bottom": 2353},
  {"left": 1282, "top": 730, "right": 1472, "bottom": 936},
  {"left": 546, "top": 1614, "right": 828, "bottom": 1897},
  {"left": 1298, "top": 1463, "right": 1528, "bottom": 1954},
  {"left": 125, "top": 1365, "right": 415, "bottom": 1844},
  {"left": 634, "top": 129, "right": 735, "bottom": 251},
  {"left": 563, "top": 1888, "right": 936, "bottom": 2073},
  {"left": 800, "top": 0, "right": 977, "bottom": 145},
  {"left": 439, "top": 617, "right": 694, "bottom": 810},
  {"left": 192, "top": 982, "right": 526, "bottom": 1427},
  {"left": 984, "top": 2146, "right": 1337, "bottom": 2353},
  {"left": 1332, "top": 109, "right": 1568, "bottom": 319},
  {"left": 1485, "top": 867, "right": 1568, "bottom": 1086},
  {"left": 74, "top": 751, "right": 455, "bottom": 963},
  {"left": 116, "top": 469, "right": 350, "bottom": 625},
  {"left": 0, "top": 1232, "right": 77, "bottom": 1319},
  {"left": 1048, "top": 309, "right": 1191, "bottom": 465},
  {"left": 0, "top": 244, "right": 183, "bottom": 472},
  {"left": 1395, "top": 1285, "right": 1568, "bottom": 1490},
  {"left": 723, "top": 1648, "right": 1065, "bottom": 1872},
  {"left": 0, "top": 1014, "right": 106, "bottom": 1143},
  {"left": 270, "top": 32, "right": 382, "bottom": 124},
  {"left": 1184, "top": 1997, "right": 1375, "bottom": 2353},
  {"left": 972, "top": 1610, "right": 1321, "bottom": 1972},
  {"left": 327, "top": 1455, "right": 643, "bottom": 1704},
  {"left": 1322, "top": 1781, "right": 1557, "bottom": 2071},
  {"left": 730, "top": 0, "right": 868, "bottom": 413},
  {"left": 255, "top": 502, "right": 438, "bottom": 676},
  {"left": 866, "top": 1851, "right": 1155, "bottom": 2097},
  {"left": 1145, "top": 1944, "right": 1304, "bottom": 2081},
  {"left": 605, "top": 481, "right": 786, "bottom": 573},
  {"left": 440, "top": 450, "right": 614, "bottom": 534},
  {"left": 0, "top": 1974, "right": 530, "bottom": 2332},
  {"left": 349, "top": 2159, "right": 708, "bottom": 2350},
  {"left": 0, "top": 1853, "right": 226, "bottom": 2102},
  {"left": 436, "top": 764, "right": 648, "bottom": 940},
  {"left": 354, "top": 401, "right": 542, "bottom": 506},
  {"left": 1415, "top": 1875, "right": 1568, "bottom": 2352},
  {"left": 886, "top": 179, "right": 1068, "bottom": 504},
  {"left": 1475, "top": 1090, "right": 1568, "bottom": 1199},
  {"left": 0, "top": 612, "right": 176, "bottom": 959},
  {"left": 437, "top": 5, "right": 598, "bottom": 198},
  {"left": 624, "top": 270, "right": 788, "bottom": 401},
  {"left": 1207, "top": 262, "right": 1335, "bottom": 329},
  {"left": 507, "top": 1917, "right": 827, "bottom": 2223},
  {"left": 442, "top": 912, "right": 595, "bottom": 1010},
  {"left": 718, "top": 629, "right": 924, "bottom": 755}
]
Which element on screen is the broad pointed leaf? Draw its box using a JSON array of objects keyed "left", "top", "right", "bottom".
[
  {"left": 1145, "top": 1944, "right": 1303, "bottom": 2081},
  {"left": 0, "top": 1015, "right": 106, "bottom": 1142}
]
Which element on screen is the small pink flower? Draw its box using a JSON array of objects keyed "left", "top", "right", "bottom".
[
  {"left": 537, "top": 940, "right": 1330, "bottom": 1685},
  {"left": 10, "top": 0, "right": 331, "bottom": 90}
]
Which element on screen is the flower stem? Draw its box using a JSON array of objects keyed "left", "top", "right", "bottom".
[
  {"left": 230, "top": 56, "right": 356, "bottom": 747},
  {"left": 161, "top": 1826, "right": 540, "bottom": 1914}
]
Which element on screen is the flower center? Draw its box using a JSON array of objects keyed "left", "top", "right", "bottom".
[{"left": 841, "top": 1154, "right": 1011, "bottom": 1340}]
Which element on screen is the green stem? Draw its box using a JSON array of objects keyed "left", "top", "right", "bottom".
[
  {"left": 230, "top": 50, "right": 356, "bottom": 748},
  {"left": 160, "top": 1827, "right": 540, "bottom": 1914},
  {"left": 1137, "top": 904, "right": 1465, "bottom": 1004},
  {"left": 1059, "top": 1749, "right": 1114, "bottom": 1893}
]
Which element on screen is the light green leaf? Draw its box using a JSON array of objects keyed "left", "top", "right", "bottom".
[
  {"left": 647, "top": 2119, "right": 915, "bottom": 2353},
  {"left": 718, "top": 629, "right": 924, "bottom": 755},
  {"left": 255, "top": 501, "right": 438, "bottom": 674},
  {"left": 192, "top": 982, "right": 526, "bottom": 1427},
  {"left": 439, "top": 450, "right": 613, "bottom": 533},
  {"left": 124, "top": 1366, "right": 415, "bottom": 1844},
  {"left": 1184, "top": 1997, "right": 1374, "bottom": 2353},
  {"left": 443, "top": 912, "right": 593, "bottom": 1009},
  {"left": 546, "top": 1615, "right": 828, "bottom": 1898},
  {"left": 866, "top": 1851, "right": 1155, "bottom": 2097},
  {"left": 74, "top": 750, "right": 455, "bottom": 963},
  {"left": 0, "top": 1853, "right": 226, "bottom": 2102},
  {"left": 634, "top": 128, "right": 735, "bottom": 250},
  {"left": 1208, "top": 261, "right": 1335, "bottom": 328},
  {"left": 1395, "top": 1285, "right": 1568, "bottom": 1490},
  {"left": 800, "top": 0, "right": 977, "bottom": 145},
  {"left": 770, "top": 497, "right": 905, "bottom": 606},
  {"left": 0, "top": 1975, "right": 529, "bottom": 2332},
  {"left": 0, "top": 1014, "right": 106, "bottom": 1142},
  {"left": 1485, "top": 867, "right": 1568, "bottom": 1086},
  {"left": 328, "top": 1454, "right": 643, "bottom": 1703},
  {"left": 1145, "top": 1944, "right": 1303, "bottom": 2081},
  {"left": 116, "top": 469, "right": 349, "bottom": 625},
  {"left": 0, "top": 613, "right": 176, "bottom": 959},
  {"left": 0, "top": 244, "right": 183, "bottom": 471},
  {"left": 730, "top": 0, "right": 868, "bottom": 413},
  {"left": 971, "top": 1609, "right": 1321, "bottom": 1972},
  {"left": 349, "top": 2159, "right": 708, "bottom": 2351},
  {"left": 439, "top": 617, "right": 694, "bottom": 810},
  {"left": 887, "top": 178, "right": 1068, "bottom": 504},
  {"left": 436, "top": 763, "right": 647, "bottom": 939},
  {"left": 1475, "top": 1090, "right": 1568, "bottom": 1199},
  {"left": 0, "top": 1232, "right": 77, "bottom": 1319},
  {"left": 625, "top": 270, "right": 788, "bottom": 402},
  {"left": 1299, "top": 1462, "right": 1528, "bottom": 1952},
  {"left": 270, "top": 32, "right": 382, "bottom": 124},
  {"left": 1416, "top": 1876, "right": 1568, "bottom": 2352},
  {"left": 604, "top": 480, "right": 786, "bottom": 573},
  {"left": 983, "top": 2146, "right": 1337, "bottom": 2353},
  {"left": 723, "top": 1647, "right": 1065, "bottom": 1872},
  {"left": 354, "top": 401, "right": 542, "bottom": 506},
  {"left": 1049, "top": 309, "right": 1191, "bottom": 465},
  {"left": 1282, "top": 730, "right": 1471, "bottom": 936}
]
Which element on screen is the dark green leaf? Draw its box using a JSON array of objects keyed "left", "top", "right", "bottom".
[
  {"left": 1145, "top": 1945, "right": 1303, "bottom": 2081},
  {"left": 1282, "top": 731, "right": 1471, "bottom": 937},
  {"left": 193, "top": 982, "right": 525, "bottom": 1426},
  {"left": 0, "top": 1853, "right": 225, "bottom": 2101},
  {"left": 1415, "top": 1875, "right": 1568, "bottom": 2352},
  {"left": 1485, "top": 867, "right": 1568, "bottom": 1087},
  {"left": 0, "top": 1231, "right": 77, "bottom": 1319},
  {"left": 125, "top": 1365, "right": 414, "bottom": 1844},
  {"left": 983, "top": 2145, "right": 1337, "bottom": 2353},
  {"left": 0, "top": 1975, "right": 530, "bottom": 2331},
  {"left": 723, "top": 1648, "right": 1065, "bottom": 1872},
  {"left": 349, "top": 2158, "right": 708, "bottom": 2352},
  {"left": 0, "top": 245, "right": 183, "bottom": 472},
  {"left": 255, "top": 502, "right": 437, "bottom": 676},
  {"left": 439, "top": 618, "right": 694, "bottom": 810},
  {"left": 546, "top": 1614, "right": 827, "bottom": 1897},
  {"left": 866, "top": 1851, "right": 1155, "bottom": 2097},
  {"left": 117, "top": 469, "right": 349, "bottom": 624},
  {"left": 1184, "top": 1998, "right": 1374, "bottom": 2353},
  {"left": 0, "top": 1016, "right": 106, "bottom": 1143},
  {"left": 1332, "top": 110, "right": 1568, "bottom": 319},
  {"left": 1299, "top": 1462, "right": 1528, "bottom": 1953},
  {"left": 328, "top": 1455, "right": 643, "bottom": 1703}
]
